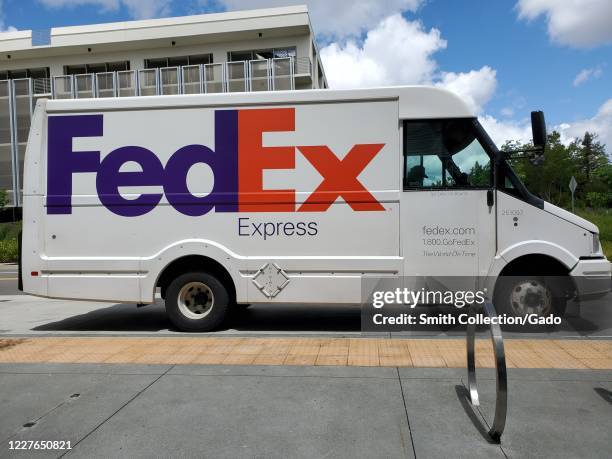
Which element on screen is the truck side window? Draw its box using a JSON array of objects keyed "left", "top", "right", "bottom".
[{"left": 403, "top": 119, "right": 492, "bottom": 190}]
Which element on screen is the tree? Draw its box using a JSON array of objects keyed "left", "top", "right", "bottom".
[
  {"left": 539, "top": 131, "right": 575, "bottom": 205},
  {"left": 468, "top": 161, "right": 490, "bottom": 186},
  {"left": 573, "top": 132, "right": 608, "bottom": 185},
  {"left": 501, "top": 130, "right": 610, "bottom": 208}
]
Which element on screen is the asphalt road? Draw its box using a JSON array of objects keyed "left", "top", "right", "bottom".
[
  {"left": 0, "top": 260, "right": 610, "bottom": 338},
  {"left": 0, "top": 264, "right": 20, "bottom": 296}
]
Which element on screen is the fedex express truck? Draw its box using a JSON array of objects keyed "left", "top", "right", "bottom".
[{"left": 19, "top": 87, "right": 610, "bottom": 331}]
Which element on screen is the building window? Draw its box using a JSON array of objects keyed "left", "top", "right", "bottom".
[
  {"left": 144, "top": 54, "right": 213, "bottom": 69},
  {"left": 64, "top": 64, "right": 86, "bottom": 75},
  {"left": 0, "top": 67, "right": 50, "bottom": 80},
  {"left": 107, "top": 61, "right": 129, "bottom": 72},
  {"left": 64, "top": 61, "right": 130, "bottom": 75},
  {"left": 144, "top": 58, "right": 166, "bottom": 69},
  {"left": 228, "top": 51, "right": 253, "bottom": 62},
  {"left": 228, "top": 47, "right": 296, "bottom": 62},
  {"left": 188, "top": 54, "right": 213, "bottom": 65},
  {"left": 167, "top": 56, "right": 188, "bottom": 67},
  {"left": 86, "top": 63, "right": 106, "bottom": 74}
]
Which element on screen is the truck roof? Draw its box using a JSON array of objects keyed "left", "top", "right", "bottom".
[{"left": 42, "top": 86, "right": 475, "bottom": 120}]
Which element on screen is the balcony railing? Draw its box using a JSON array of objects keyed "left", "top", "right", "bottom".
[
  {"left": 0, "top": 56, "right": 316, "bottom": 206},
  {"left": 45, "top": 57, "right": 297, "bottom": 99},
  {"left": 293, "top": 56, "right": 312, "bottom": 75}
]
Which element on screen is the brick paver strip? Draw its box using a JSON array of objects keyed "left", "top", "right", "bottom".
[{"left": 0, "top": 337, "right": 611, "bottom": 369}]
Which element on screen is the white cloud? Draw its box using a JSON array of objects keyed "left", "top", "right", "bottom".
[
  {"left": 572, "top": 66, "right": 603, "bottom": 86},
  {"left": 0, "top": 22, "right": 16, "bottom": 32},
  {"left": 556, "top": 99, "right": 612, "bottom": 153},
  {"left": 37, "top": 0, "right": 171, "bottom": 19},
  {"left": 517, "top": 0, "right": 612, "bottom": 48},
  {"left": 434, "top": 67, "right": 497, "bottom": 114},
  {"left": 0, "top": 0, "right": 16, "bottom": 31},
  {"left": 122, "top": 0, "right": 171, "bottom": 19},
  {"left": 320, "top": 14, "right": 446, "bottom": 89},
  {"left": 319, "top": 14, "right": 497, "bottom": 116},
  {"left": 479, "top": 115, "right": 533, "bottom": 146},
  {"left": 124, "top": 0, "right": 171, "bottom": 19},
  {"left": 478, "top": 99, "right": 612, "bottom": 156},
  {"left": 210, "top": 0, "right": 423, "bottom": 38}
]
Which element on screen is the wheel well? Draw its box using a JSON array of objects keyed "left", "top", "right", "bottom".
[
  {"left": 496, "top": 254, "right": 575, "bottom": 298},
  {"left": 156, "top": 255, "right": 236, "bottom": 303},
  {"left": 499, "top": 254, "right": 569, "bottom": 277}
]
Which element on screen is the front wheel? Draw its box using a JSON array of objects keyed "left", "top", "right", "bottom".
[
  {"left": 165, "top": 272, "right": 229, "bottom": 332},
  {"left": 494, "top": 276, "right": 565, "bottom": 319}
]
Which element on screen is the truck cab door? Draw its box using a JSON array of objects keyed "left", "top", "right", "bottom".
[{"left": 399, "top": 119, "right": 496, "bottom": 289}]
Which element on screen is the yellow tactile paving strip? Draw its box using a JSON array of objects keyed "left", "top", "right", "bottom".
[{"left": 0, "top": 337, "right": 611, "bottom": 369}]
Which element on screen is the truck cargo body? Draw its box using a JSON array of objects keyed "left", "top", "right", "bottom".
[{"left": 20, "top": 87, "right": 610, "bottom": 330}]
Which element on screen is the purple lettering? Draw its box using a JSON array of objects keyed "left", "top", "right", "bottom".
[
  {"left": 47, "top": 110, "right": 238, "bottom": 217},
  {"left": 163, "top": 110, "right": 238, "bottom": 216},
  {"left": 47, "top": 115, "right": 102, "bottom": 214},
  {"left": 97, "top": 146, "right": 164, "bottom": 217}
]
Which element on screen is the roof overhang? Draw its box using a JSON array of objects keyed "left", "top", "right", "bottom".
[{"left": 0, "top": 5, "right": 311, "bottom": 62}]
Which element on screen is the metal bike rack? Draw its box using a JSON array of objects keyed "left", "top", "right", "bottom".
[{"left": 466, "top": 301, "right": 508, "bottom": 442}]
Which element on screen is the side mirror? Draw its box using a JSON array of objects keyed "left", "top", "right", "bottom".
[
  {"left": 531, "top": 111, "right": 547, "bottom": 151},
  {"left": 501, "top": 110, "right": 547, "bottom": 164}
]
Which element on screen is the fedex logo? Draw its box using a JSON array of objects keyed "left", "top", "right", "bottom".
[{"left": 47, "top": 108, "right": 385, "bottom": 217}]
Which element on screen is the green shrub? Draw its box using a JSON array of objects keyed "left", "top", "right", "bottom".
[
  {"left": 0, "top": 239, "right": 18, "bottom": 263},
  {"left": 586, "top": 192, "right": 611, "bottom": 209},
  {"left": 576, "top": 208, "right": 612, "bottom": 258},
  {"left": 602, "top": 241, "right": 612, "bottom": 260},
  {"left": 576, "top": 209, "right": 612, "bottom": 242},
  {"left": 0, "top": 222, "right": 21, "bottom": 241}
]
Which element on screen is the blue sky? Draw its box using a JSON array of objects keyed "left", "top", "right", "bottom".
[
  {"left": 416, "top": 1, "right": 610, "bottom": 125},
  {"left": 1, "top": 0, "right": 611, "bottom": 150}
]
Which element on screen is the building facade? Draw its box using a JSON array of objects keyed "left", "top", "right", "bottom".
[{"left": 0, "top": 5, "right": 327, "bottom": 206}]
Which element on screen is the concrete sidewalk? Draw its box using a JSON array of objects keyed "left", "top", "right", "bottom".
[{"left": 0, "top": 364, "right": 610, "bottom": 458}]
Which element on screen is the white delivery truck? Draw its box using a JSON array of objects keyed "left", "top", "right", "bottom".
[{"left": 19, "top": 87, "right": 610, "bottom": 331}]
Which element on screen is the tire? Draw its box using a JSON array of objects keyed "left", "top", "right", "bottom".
[
  {"left": 165, "top": 272, "right": 229, "bottom": 332},
  {"left": 494, "top": 275, "right": 565, "bottom": 319},
  {"left": 229, "top": 303, "right": 252, "bottom": 317}
]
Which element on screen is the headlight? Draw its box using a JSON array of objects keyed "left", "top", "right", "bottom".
[{"left": 592, "top": 233, "right": 600, "bottom": 253}]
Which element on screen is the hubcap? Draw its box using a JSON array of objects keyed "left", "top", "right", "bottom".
[
  {"left": 509, "top": 279, "right": 552, "bottom": 317},
  {"left": 177, "top": 282, "right": 214, "bottom": 320}
]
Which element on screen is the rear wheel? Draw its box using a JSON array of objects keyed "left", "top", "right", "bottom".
[{"left": 165, "top": 272, "right": 229, "bottom": 332}]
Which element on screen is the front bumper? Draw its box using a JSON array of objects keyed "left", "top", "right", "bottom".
[{"left": 570, "top": 258, "right": 611, "bottom": 300}]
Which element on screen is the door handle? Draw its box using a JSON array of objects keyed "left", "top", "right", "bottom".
[{"left": 487, "top": 189, "right": 495, "bottom": 207}]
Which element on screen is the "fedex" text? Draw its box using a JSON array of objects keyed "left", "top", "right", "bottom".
[{"left": 46, "top": 108, "right": 385, "bottom": 217}]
